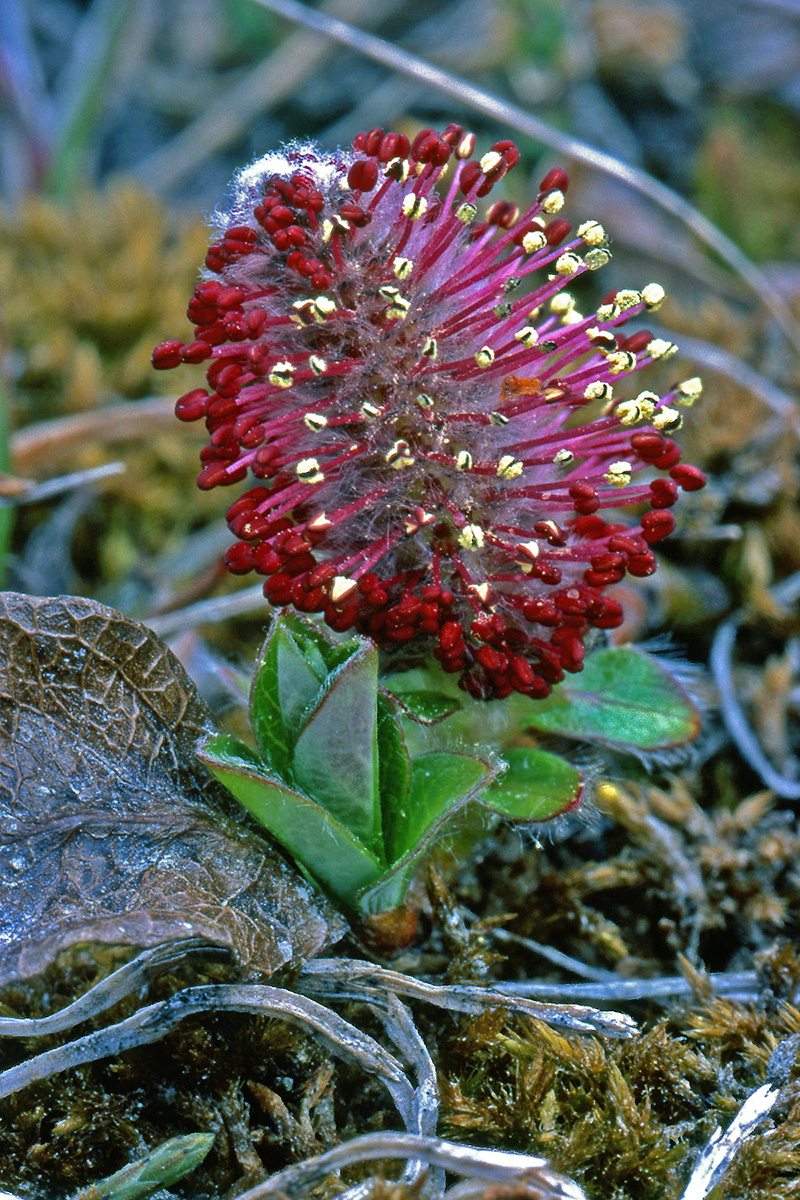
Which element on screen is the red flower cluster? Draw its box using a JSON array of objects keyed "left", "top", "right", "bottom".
[{"left": 154, "top": 125, "right": 705, "bottom": 700}]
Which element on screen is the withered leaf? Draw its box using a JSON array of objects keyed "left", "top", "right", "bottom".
[{"left": 0, "top": 592, "right": 344, "bottom": 987}]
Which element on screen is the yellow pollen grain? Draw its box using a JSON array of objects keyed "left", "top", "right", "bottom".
[
  {"left": 422, "top": 337, "right": 438, "bottom": 359},
  {"left": 490, "top": 411, "right": 509, "bottom": 425},
  {"left": 456, "top": 450, "right": 473, "bottom": 470},
  {"left": 469, "top": 582, "right": 493, "bottom": 603},
  {"left": 269, "top": 361, "right": 294, "bottom": 387},
  {"left": 596, "top": 302, "right": 620, "bottom": 322},
  {"left": 303, "top": 412, "right": 328, "bottom": 431},
  {"left": 653, "top": 406, "right": 682, "bottom": 432},
  {"left": 550, "top": 293, "right": 574, "bottom": 315},
  {"left": 585, "top": 248, "right": 611, "bottom": 270},
  {"left": 584, "top": 381, "right": 613, "bottom": 401},
  {"left": 296, "top": 458, "right": 324, "bottom": 483},
  {"left": 553, "top": 448, "right": 574, "bottom": 465},
  {"left": 541, "top": 190, "right": 565, "bottom": 213},
  {"left": 522, "top": 230, "right": 547, "bottom": 253},
  {"left": 456, "top": 202, "right": 477, "bottom": 223},
  {"left": 614, "top": 400, "right": 642, "bottom": 426},
  {"left": 308, "top": 355, "right": 327, "bottom": 375},
  {"left": 393, "top": 256, "right": 413, "bottom": 279},
  {"left": 634, "top": 390, "right": 659, "bottom": 419},
  {"left": 605, "top": 460, "right": 632, "bottom": 487},
  {"left": 402, "top": 193, "right": 428, "bottom": 220},
  {"left": 330, "top": 576, "right": 357, "bottom": 604},
  {"left": 497, "top": 455, "right": 523, "bottom": 479},
  {"left": 605, "top": 351, "right": 636, "bottom": 374},
  {"left": 677, "top": 376, "right": 703, "bottom": 405},
  {"left": 480, "top": 151, "right": 503, "bottom": 173},
  {"left": 647, "top": 338, "right": 678, "bottom": 360},
  {"left": 514, "top": 326, "right": 538, "bottom": 347},
  {"left": 641, "top": 282, "right": 666, "bottom": 310},
  {"left": 416, "top": 393, "right": 435, "bottom": 409},
  {"left": 555, "top": 252, "right": 582, "bottom": 275},
  {"left": 458, "top": 524, "right": 485, "bottom": 550},
  {"left": 361, "top": 401, "right": 382, "bottom": 419},
  {"left": 475, "top": 346, "right": 495, "bottom": 368},
  {"left": 577, "top": 220, "right": 606, "bottom": 246},
  {"left": 385, "top": 439, "right": 415, "bottom": 468},
  {"left": 615, "top": 289, "right": 642, "bottom": 310}
]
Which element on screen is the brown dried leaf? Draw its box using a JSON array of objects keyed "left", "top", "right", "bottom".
[{"left": 0, "top": 592, "right": 344, "bottom": 986}]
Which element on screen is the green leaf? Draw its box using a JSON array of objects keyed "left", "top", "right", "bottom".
[
  {"left": 388, "top": 689, "right": 464, "bottom": 723},
  {"left": 74, "top": 1133, "right": 214, "bottom": 1200},
  {"left": 275, "top": 621, "right": 327, "bottom": 738},
  {"left": 291, "top": 642, "right": 383, "bottom": 852},
  {"left": 481, "top": 747, "right": 582, "bottom": 821},
  {"left": 249, "top": 624, "right": 293, "bottom": 778},
  {"left": 199, "top": 733, "right": 384, "bottom": 906},
  {"left": 376, "top": 693, "right": 411, "bottom": 856},
  {"left": 357, "top": 751, "right": 498, "bottom": 915},
  {"left": 522, "top": 646, "right": 700, "bottom": 751}
]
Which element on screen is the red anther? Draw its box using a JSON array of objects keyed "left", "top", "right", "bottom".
[
  {"left": 574, "top": 497, "right": 600, "bottom": 515},
  {"left": 509, "top": 655, "right": 535, "bottom": 687},
  {"left": 630, "top": 431, "right": 666, "bottom": 461},
  {"left": 215, "top": 364, "right": 244, "bottom": 395},
  {"left": 641, "top": 509, "right": 676, "bottom": 543},
  {"left": 486, "top": 200, "right": 519, "bottom": 228},
  {"left": 253, "top": 445, "right": 279, "bottom": 474},
  {"left": 312, "top": 271, "right": 333, "bottom": 289},
  {"left": 174, "top": 389, "right": 208, "bottom": 421},
  {"left": 441, "top": 124, "right": 464, "bottom": 147},
  {"left": 364, "top": 127, "right": 385, "bottom": 156},
  {"left": 569, "top": 482, "right": 597, "bottom": 501},
  {"left": 539, "top": 167, "right": 569, "bottom": 193},
  {"left": 421, "top": 585, "right": 440, "bottom": 602},
  {"left": 197, "top": 323, "right": 226, "bottom": 345},
  {"left": 206, "top": 395, "right": 237, "bottom": 420},
  {"left": 654, "top": 443, "right": 682, "bottom": 470},
  {"left": 196, "top": 281, "right": 223, "bottom": 303},
  {"left": 265, "top": 573, "right": 294, "bottom": 604},
  {"left": 339, "top": 202, "right": 370, "bottom": 225},
  {"left": 325, "top": 603, "right": 358, "bottom": 633},
  {"left": 591, "top": 598, "right": 624, "bottom": 629},
  {"left": 284, "top": 225, "right": 305, "bottom": 247},
  {"left": 347, "top": 159, "right": 379, "bottom": 192},
  {"left": 379, "top": 132, "right": 409, "bottom": 161},
  {"left": 475, "top": 645, "right": 503, "bottom": 674},
  {"left": 608, "top": 533, "right": 647, "bottom": 555},
  {"left": 544, "top": 219, "right": 572, "bottom": 246},
  {"left": 244, "top": 310, "right": 267, "bottom": 337},
  {"left": 627, "top": 552, "right": 657, "bottom": 576},
  {"left": 617, "top": 329, "right": 652, "bottom": 353},
  {"left": 534, "top": 521, "right": 565, "bottom": 544},
  {"left": 286, "top": 249, "right": 305, "bottom": 270},
  {"left": 670, "top": 464, "right": 706, "bottom": 491},
  {"left": 272, "top": 229, "right": 291, "bottom": 251},
  {"left": 352, "top": 131, "right": 367, "bottom": 152},
  {"left": 304, "top": 562, "right": 336, "bottom": 589},
  {"left": 650, "top": 478, "right": 679, "bottom": 508},
  {"left": 205, "top": 244, "right": 225, "bottom": 270},
  {"left": 216, "top": 287, "right": 246, "bottom": 311},
  {"left": 197, "top": 462, "right": 232, "bottom": 490},
  {"left": 476, "top": 164, "right": 506, "bottom": 196},
  {"left": 304, "top": 190, "right": 325, "bottom": 214},
  {"left": 152, "top": 340, "right": 184, "bottom": 369},
  {"left": 358, "top": 572, "right": 379, "bottom": 595},
  {"left": 584, "top": 568, "right": 624, "bottom": 587},
  {"left": 179, "top": 340, "right": 213, "bottom": 364},
  {"left": 533, "top": 561, "right": 563, "bottom": 585},
  {"left": 225, "top": 543, "right": 254, "bottom": 574},
  {"left": 555, "top": 592, "right": 587, "bottom": 616},
  {"left": 270, "top": 205, "right": 295, "bottom": 227},
  {"left": 591, "top": 551, "right": 625, "bottom": 572},
  {"left": 439, "top": 621, "right": 463, "bottom": 651},
  {"left": 251, "top": 544, "right": 283, "bottom": 575},
  {"left": 572, "top": 514, "right": 607, "bottom": 538},
  {"left": 492, "top": 140, "right": 520, "bottom": 168},
  {"left": 459, "top": 162, "right": 482, "bottom": 194}
]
